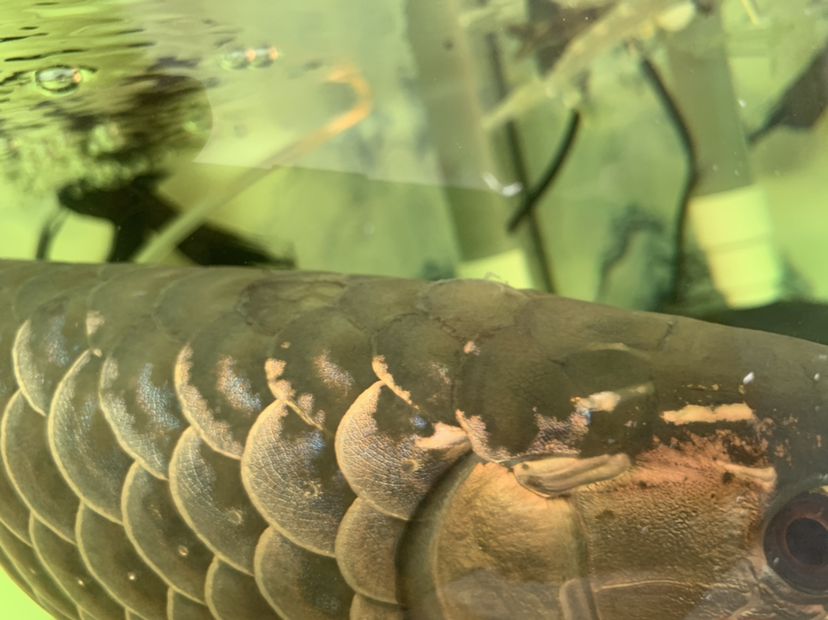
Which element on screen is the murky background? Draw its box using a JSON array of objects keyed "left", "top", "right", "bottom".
[
  {"left": 0, "top": 0, "right": 827, "bottom": 616},
  {"left": 1, "top": 1, "right": 827, "bottom": 307},
  {"left": 0, "top": 0, "right": 464, "bottom": 281}
]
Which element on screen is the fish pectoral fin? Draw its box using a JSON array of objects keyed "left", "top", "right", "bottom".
[{"left": 513, "top": 453, "right": 631, "bottom": 497}]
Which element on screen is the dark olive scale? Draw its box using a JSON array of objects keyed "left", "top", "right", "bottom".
[{"left": 0, "top": 260, "right": 828, "bottom": 618}]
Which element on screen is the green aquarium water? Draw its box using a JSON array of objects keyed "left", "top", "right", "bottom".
[{"left": 0, "top": 0, "right": 827, "bottom": 618}]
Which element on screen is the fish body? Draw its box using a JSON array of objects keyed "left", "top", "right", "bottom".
[{"left": 0, "top": 260, "right": 826, "bottom": 619}]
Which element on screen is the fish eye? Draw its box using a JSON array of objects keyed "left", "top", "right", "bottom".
[{"left": 764, "top": 490, "right": 828, "bottom": 593}]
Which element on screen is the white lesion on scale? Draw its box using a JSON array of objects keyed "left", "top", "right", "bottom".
[
  {"left": 370, "top": 355, "right": 414, "bottom": 406},
  {"left": 264, "top": 357, "right": 324, "bottom": 432},
  {"left": 413, "top": 423, "right": 470, "bottom": 457},
  {"left": 463, "top": 340, "right": 480, "bottom": 355},
  {"left": 174, "top": 344, "right": 234, "bottom": 447},
  {"left": 653, "top": 380, "right": 778, "bottom": 492},
  {"left": 265, "top": 347, "right": 357, "bottom": 433},
  {"left": 216, "top": 354, "right": 262, "bottom": 414},
  {"left": 455, "top": 375, "right": 778, "bottom": 500},
  {"left": 661, "top": 402, "right": 757, "bottom": 426},
  {"left": 509, "top": 384, "right": 656, "bottom": 495},
  {"left": 367, "top": 348, "right": 776, "bottom": 501},
  {"left": 660, "top": 369, "right": 759, "bottom": 425},
  {"left": 456, "top": 381, "right": 652, "bottom": 457},
  {"left": 312, "top": 350, "right": 354, "bottom": 393},
  {"left": 84, "top": 309, "right": 106, "bottom": 356},
  {"left": 368, "top": 354, "right": 470, "bottom": 456},
  {"left": 573, "top": 382, "right": 654, "bottom": 420}
]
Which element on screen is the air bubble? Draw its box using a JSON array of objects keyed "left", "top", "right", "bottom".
[
  {"left": 34, "top": 65, "right": 83, "bottom": 94},
  {"left": 177, "top": 545, "right": 190, "bottom": 558},
  {"left": 127, "top": 571, "right": 138, "bottom": 582}
]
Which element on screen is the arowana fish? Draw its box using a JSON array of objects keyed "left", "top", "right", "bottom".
[{"left": 0, "top": 259, "right": 825, "bottom": 619}]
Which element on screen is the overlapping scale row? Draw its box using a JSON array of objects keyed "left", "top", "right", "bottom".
[
  {"left": 29, "top": 517, "right": 123, "bottom": 620},
  {"left": 0, "top": 261, "right": 533, "bottom": 619},
  {"left": 0, "top": 519, "right": 78, "bottom": 618},
  {"left": 99, "top": 323, "right": 188, "bottom": 480},
  {"left": 121, "top": 463, "right": 213, "bottom": 602},
  {"left": 0, "top": 262, "right": 277, "bottom": 618},
  {"left": 11, "top": 264, "right": 105, "bottom": 417},
  {"left": 169, "top": 428, "right": 266, "bottom": 574},
  {"left": 2, "top": 393, "right": 78, "bottom": 542}
]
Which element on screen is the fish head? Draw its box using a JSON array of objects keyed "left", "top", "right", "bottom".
[{"left": 421, "top": 294, "right": 828, "bottom": 618}]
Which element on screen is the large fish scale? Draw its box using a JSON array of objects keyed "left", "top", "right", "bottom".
[{"left": 0, "top": 260, "right": 491, "bottom": 619}]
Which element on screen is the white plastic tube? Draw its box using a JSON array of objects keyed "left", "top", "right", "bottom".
[{"left": 689, "top": 184, "right": 783, "bottom": 308}]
